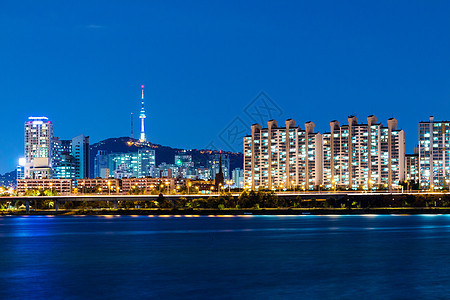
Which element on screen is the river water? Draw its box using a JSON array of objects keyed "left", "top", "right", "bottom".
[{"left": 1, "top": 215, "right": 449, "bottom": 299}]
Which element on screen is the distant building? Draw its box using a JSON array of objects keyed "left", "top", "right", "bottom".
[
  {"left": 16, "top": 158, "right": 26, "bottom": 180},
  {"left": 24, "top": 116, "right": 53, "bottom": 179},
  {"left": 208, "top": 153, "right": 230, "bottom": 180},
  {"left": 214, "top": 153, "right": 225, "bottom": 190},
  {"left": 157, "top": 162, "right": 179, "bottom": 178},
  {"left": 232, "top": 168, "right": 244, "bottom": 188},
  {"left": 195, "top": 167, "right": 210, "bottom": 180},
  {"left": 418, "top": 116, "right": 450, "bottom": 189},
  {"left": 175, "top": 152, "right": 194, "bottom": 178},
  {"left": 405, "top": 146, "right": 419, "bottom": 185},
  {"left": 175, "top": 153, "right": 194, "bottom": 168},
  {"left": 94, "top": 150, "right": 109, "bottom": 178},
  {"left": 107, "top": 149, "right": 156, "bottom": 179}
]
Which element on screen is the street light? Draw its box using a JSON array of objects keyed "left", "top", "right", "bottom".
[
  {"left": 107, "top": 181, "right": 111, "bottom": 195},
  {"left": 291, "top": 180, "right": 295, "bottom": 192},
  {"left": 187, "top": 182, "right": 192, "bottom": 195},
  {"left": 227, "top": 180, "right": 232, "bottom": 192}
]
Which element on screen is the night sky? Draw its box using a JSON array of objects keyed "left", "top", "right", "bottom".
[{"left": 1, "top": 1, "right": 450, "bottom": 173}]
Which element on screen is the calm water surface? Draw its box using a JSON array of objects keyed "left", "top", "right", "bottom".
[{"left": 0, "top": 215, "right": 449, "bottom": 299}]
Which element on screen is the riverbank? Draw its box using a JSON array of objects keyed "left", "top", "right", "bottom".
[{"left": 2, "top": 207, "right": 450, "bottom": 216}]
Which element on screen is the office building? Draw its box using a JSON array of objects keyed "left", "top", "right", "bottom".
[
  {"left": 175, "top": 152, "right": 194, "bottom": 178},
  {"left": 72, "top": 134, "right": 90, "bottom": 179},
  {"left": 94, "top": 150, "right": 109, "bottom": 178},
  {"left": 52, "top": 137, "right": 76, "bottom": 179},
  {"left": 232, "top": 168, "right": 244, "bottom": 188},
  {"left": 208, "top": 153, "right": 230, "bottom": 181},
  {"left": 107, "top": 148, "right": 156, "bottom": 179}
]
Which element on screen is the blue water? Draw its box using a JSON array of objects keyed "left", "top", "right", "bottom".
[{"left": 1, "top": 215, "right": 450, "bottom": 299}]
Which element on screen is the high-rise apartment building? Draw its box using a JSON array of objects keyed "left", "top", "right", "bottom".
[
  {"left": 24, "top": 116, "right": 53, "bottom": 179},
  {"left": 418, "top": 116, "right": 450, "bottom": 189},
  {"left": 244, "top": 119, "right": 322, "bottom": 190},
  {"left": 322, "top": 116, "right": 405, "bottom": 190}
]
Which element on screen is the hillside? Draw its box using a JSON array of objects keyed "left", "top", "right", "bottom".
[
  {"left": 89, "top": 137, "right": 243, "bottom": 177},
  {"left": 0, "top": 170, "right": 16, "bottom": 187}
]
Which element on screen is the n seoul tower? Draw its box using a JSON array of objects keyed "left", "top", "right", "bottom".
[{"left": 139, "top": 85, "right": 147, "bottom": 142}]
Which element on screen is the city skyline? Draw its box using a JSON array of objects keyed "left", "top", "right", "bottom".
[{"left": 1, "top": 1, "right": 450, "bottom": 173}]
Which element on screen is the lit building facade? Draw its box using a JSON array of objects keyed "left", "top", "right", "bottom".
[
  {"left": 175, "top": 152, "right": 195, "bottom": 178},
  {"left": 208, "top": 154, "right": 230, "bottom": 180},
  {"left": 76, "top": 178, "right": 121, "bottom": 193},
  {"left": 244, "top": 119, "right": 322, "bottom": 190},
  {"left": 107, "top": 149, "right": 156, "bottom": 179},
  {"left": 322, "top": 116, "right": 405, "bottom": 190},
  {"left": 17, "top": 179, "right": 72, "bottom": 195},
  {"left": 24, "top": 116, "right": 53, "bottom": 179},
  {"left": 418, "top": 116, "right": 450, "bottom": 189},
  {"left": 52, "top": 137, "right": 75, "bottom": 179},
  {"left": 94, "top": 150, "right": 109, "bottom": 178},
  {"left": 122, "top": 177, "right": 175, "bottom": 194},
  {"left": 232, "top": 168, "right": 244, "bottom": 188},
  {"left": 405, "top": 154, "right": 419, "bottom": 184}
]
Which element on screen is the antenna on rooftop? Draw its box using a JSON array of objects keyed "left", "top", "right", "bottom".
[{"left": 130, "top": 112, "right": 134, "bottom": 139}]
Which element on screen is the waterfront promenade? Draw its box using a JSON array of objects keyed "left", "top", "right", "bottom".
[{"left": 1, "top": 191, "right": 450, "bottom": 215}]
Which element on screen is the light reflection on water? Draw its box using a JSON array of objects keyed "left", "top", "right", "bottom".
[{"left": 0, "top": 215, "right": 450, "bottom": 299}]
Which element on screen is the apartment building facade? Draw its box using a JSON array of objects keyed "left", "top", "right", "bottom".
[{"left": 244, "top": 119, "right": 322, "bottom": 190}]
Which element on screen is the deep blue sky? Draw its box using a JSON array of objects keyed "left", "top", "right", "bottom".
[{"left": 1, "top": 1, "right": 450, "bottom": 173}]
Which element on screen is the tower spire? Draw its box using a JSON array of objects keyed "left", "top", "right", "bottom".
[{"left": 139, "top": 84, "right": 146, "bottom": 142}]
